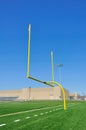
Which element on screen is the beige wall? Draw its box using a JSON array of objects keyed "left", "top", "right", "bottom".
[
  {"left": 29, "top": 87, "right": 62, "bottom": 100},
  {"left": 0, "top": 87, "right": 69, "bottom": 101},
  {"left": 0, "top": 90, "right": 22, "bottom": 100}
]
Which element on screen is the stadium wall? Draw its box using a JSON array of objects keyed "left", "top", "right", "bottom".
[{"left": 0, "top": 87, "right": 69, "bottom": 101}]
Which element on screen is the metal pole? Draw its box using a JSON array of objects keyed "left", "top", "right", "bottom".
[
  {"left": 29, "top": 87, "right": 31, "bottom": 100},
  {"left": 27, "top": 24, "right": 31, "bottom": 77},
  {"left": 57, "top": 64, "right": 63, "bottom": 84},
  {"left": 51, "top": 51, "right": 54, "bottom": 83}
]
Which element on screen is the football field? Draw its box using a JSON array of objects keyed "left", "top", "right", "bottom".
[{"left": 0, "top": 101, "right": 86, "bottom": 130}]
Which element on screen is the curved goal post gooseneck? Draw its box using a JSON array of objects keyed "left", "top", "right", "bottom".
[
  {"left": 47, "top": 81, "right": 66, "bottom": 110},
  {"left": 26, "top": 24, "right": 67, "bottom": 110}
]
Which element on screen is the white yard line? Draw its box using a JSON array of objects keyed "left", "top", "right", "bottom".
[
  {"left": 40, "top": 113, "right": 44, "bottom": 115},
  {"left": 0, "top": 124, "right": 6, "bottom": 127},
  {"left": 0, "top": 104, "right": 63, "bottom": 118},
  {"left": 0, "top": 103, "right": 80, "bottom": 118},
  {"left": 14, "top": 119, "right": 20, "bottom": 122},
  {"left": 26, "top": 116, "right": 30, "bottom": 119},
  {"left": 34, "top": 115, "right": 38, "bottom": 117},
  {"left": 0, "top": 103, "right": 80, "bottom": 128}
]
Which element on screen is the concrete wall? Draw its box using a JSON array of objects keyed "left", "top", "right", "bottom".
[
  {"left": 0, "top": 87, "right": 69, "bottom": 101},
  {"left": 0, "top": 90, "right": 22, "bottom": 100},
  {"left": 29, "top": 87, "right": 62, "bottom": 100}
]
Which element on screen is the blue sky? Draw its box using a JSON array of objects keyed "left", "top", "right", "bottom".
[{"left": 0, "top": 0, "right": 86, "bottom": 95}]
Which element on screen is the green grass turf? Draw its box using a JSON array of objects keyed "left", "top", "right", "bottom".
[
  {"left": 0, "top": 101, "right": 86, "bottom": 130},
  {"left": 0, "top": 100, "right": 63, "bottom": 115}
]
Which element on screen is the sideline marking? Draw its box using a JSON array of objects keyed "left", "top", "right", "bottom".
[
  {"left": 14, "top": 119, "right": 20, "bottom": 122},
  {"left": 0, "top": 124, "right": 6, "bottom": 127}
]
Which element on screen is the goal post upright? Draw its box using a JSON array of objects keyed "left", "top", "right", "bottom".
[
  {"left": 51, "top": 51, "right": 54, "bottom": 84},
  {"left": 26, "top": 24, "right": 66, "bottom": 110},
  {"left": 27, "top": 24, "right": 31, "bottom": 77}
]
